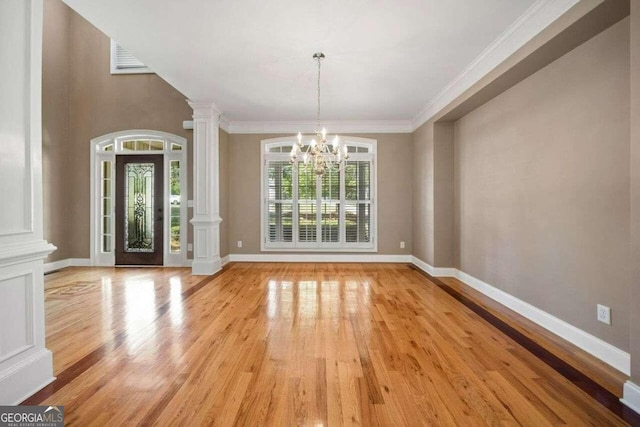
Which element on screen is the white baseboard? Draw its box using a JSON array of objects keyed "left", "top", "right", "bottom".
[
  {"left": 410, "top": 257, "right": 631, "bottom": 375},
  {"left": 411, "top": 256, "right": 456, "bottom": 277},
  {"left": 46, "top": 258, "right": 196, "bottom": 271},
  {"left": 44, "top": 258, "right": 91, "bottom": 272},
  {"left": 43, "top": 258, "right": 71, "bottom": 273},
  {"left": 228, "top": 254, "right": 412, "bottom": 263},
  {"left": 622, "top": 381, "right": 640, "bottom": 415},
  {"left": 0, "top": 349, "right": 54, "bottom": 405},
  {"left": 70, "top": 258, "right": 92, "bottom": 267},
  {"left": 221, "top": 255, "right": 230, "bottom": 267}
]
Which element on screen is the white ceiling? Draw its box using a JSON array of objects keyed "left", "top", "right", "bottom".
[{"left": 62, "top": 0, "right": 538, "bottom": 124}]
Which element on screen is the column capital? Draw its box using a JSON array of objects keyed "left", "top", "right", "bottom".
[{"left": 187, "top": 100, "right": 222, "bottom": 119}]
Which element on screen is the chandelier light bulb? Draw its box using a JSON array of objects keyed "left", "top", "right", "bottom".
[
  {"left": 297, "top": 132, "right": 302, "bottom": 144},
  {"left": 332, "top": 135, "right": 339, "bottom": 149},
  {"left": 321, "top": 127, "right": 327, "bottom": 139},
  {"left": 311, "top": 138, "right": 317, "bottom": 148}
]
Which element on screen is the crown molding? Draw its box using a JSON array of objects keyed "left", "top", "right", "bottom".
[
  {"left": 186, "top": 100, "right": 223, "bottom": 119},
  {"left": 219, "top": 116, "right": 230, "bottom": 132},
  {"left": 411, "top": 0, "right": 580, "bottom": 130},
  {"left": 225, "top": 120, "right": 413, "bottom": 134},
  {"left": 183, "top": 118, "right": 230, "bottom": 133}
]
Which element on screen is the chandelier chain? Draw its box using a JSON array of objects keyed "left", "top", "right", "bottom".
[{"left": 316, "top": 56, "right": 321, "bottom": 132}]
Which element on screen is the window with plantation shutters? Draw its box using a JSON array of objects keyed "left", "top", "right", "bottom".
[
  {"left": 266, "top": 161, "right": 293, "bottom": 245},
  {"left": 261, "top": 137, "right": 377, "bottom": 251},
  {"left": 298, "top": 164, "right": 317, "bottom": 243},
  {"left": 110, "top": 40, "right": 154, "bottom": 74},
  {"left": 321, "top": 167, "right": 340, "bottom": 243},
  {"left": 345, "top": 161, "right": 371, "bottom": 244}
]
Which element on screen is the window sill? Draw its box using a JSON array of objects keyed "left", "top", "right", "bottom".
[{"left": 261, "top": 246, "right": 377, "bottom": 253}]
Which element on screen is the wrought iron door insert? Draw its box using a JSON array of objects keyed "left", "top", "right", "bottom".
[{"left": 115, "top": 155, "right": 164, "bottom": 265}]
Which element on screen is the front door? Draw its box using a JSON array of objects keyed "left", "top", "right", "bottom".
[{"left": 115, "top": 155, "right": 164, "bottom": 265}]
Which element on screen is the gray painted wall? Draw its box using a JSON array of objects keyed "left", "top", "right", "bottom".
[{"left": 453, "top": 18, "right": 630, "bottom": 350}]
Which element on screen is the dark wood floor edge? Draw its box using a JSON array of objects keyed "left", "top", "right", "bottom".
[
  {"left": 408, "top": 264, "right": 640, "bottom": 426},
  {"left": 21, "top": 265, "right": 231, "bottom": 406}
]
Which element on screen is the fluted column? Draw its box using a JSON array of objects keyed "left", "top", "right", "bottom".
[{"left": 188, "top": 101, "right": 222, "bottom": 275}]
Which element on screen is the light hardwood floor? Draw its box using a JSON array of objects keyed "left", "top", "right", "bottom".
[{"left": 28, "top": 263, "right": 632, "bottom": 426}]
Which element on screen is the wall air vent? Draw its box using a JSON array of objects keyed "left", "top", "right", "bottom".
[{"left": 110, "top": 40, "right": 153, "bottom": 75}]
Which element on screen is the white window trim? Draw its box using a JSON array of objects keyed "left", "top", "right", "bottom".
[
  {"left": 110, "top": 40, "right": 153, "bottom": 75},
  {"left": 260, "top": 136, "right": 378, "bottom": 253},
  {"left": 90, "top": 130, "right": 188, "bottom": 266}
]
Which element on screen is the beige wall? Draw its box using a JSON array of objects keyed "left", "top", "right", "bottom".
[
  {"left": 219, "top": 129, "right": 230, "bottom": 258},
  {"left": 412, "top": 121, "right": 455, "bottom": 267},
  {"left": 453, "top": 18, "right": 630, "bottom": 350},
  {"left": 412, "top": 122, "right": 435, "bottom": 264},
  {"left": 433, "top": 123, "right": 455, "bottom": 267},
  {"left": 228, "top": 133, "right": 413, "bottom": 255},
  {"left": 42, "top": 0, "right": 71, "bottom": 263},
  {"left": 375, "top": 133, "right": 413, "bottom": 254},
  {"left": 42, "top": 1, "right": 194, "bottom": 260},
  {"left": 630, "top": 2, "right": 640, "bottom": 383}
]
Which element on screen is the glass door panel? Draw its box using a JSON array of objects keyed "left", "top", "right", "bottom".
[
  {"left": 124, "top": 163, "right": 155, "bottom": 252},
  {"left": 115, "top": 155, "right": 163, "bottom": 265}
]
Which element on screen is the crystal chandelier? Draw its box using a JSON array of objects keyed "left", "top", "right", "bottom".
[{"left": 290, "top": 52, "right": 348, "bottom": 176}]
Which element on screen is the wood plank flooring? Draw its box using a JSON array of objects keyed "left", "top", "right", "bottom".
[{"left": 26, "top": 263, "right": 635, "bottom": 426}]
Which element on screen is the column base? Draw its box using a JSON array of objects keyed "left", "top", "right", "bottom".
[
  {"left": 190, "top": 217, "right": 222, "bottom": 276},
  {"left": 191, "top": 257, "right": 222, "bottom": 276},
  {"left": 0, "top": 349, "right": 54, "bottom": 405},
  {"left": 622, "top": 381, "right": 640, "bottom": 415}
]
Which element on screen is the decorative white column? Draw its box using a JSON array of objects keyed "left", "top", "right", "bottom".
[
  {"left": 0, "top": 0, "right": 56, "bottom": 404},
  {"left": 188, "top": 101, "right": 223, "bottom": 275}
]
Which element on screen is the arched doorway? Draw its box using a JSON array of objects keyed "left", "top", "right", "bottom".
[{"left": 90, "top": 130, "right": 188, "bottom": 266}]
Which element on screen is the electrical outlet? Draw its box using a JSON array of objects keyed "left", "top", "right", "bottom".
[
  {"left": 400, "top": 241, "right": 405, "bottom": 249},
  {"left": 597, "top": 304, "right": 611, "bottom": 325},
  {"left": 237, "top": 240, "right": 243, "bottom": 248},
  {"left": 187, "top": 243, "right": 193, "bottom": 252}
]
